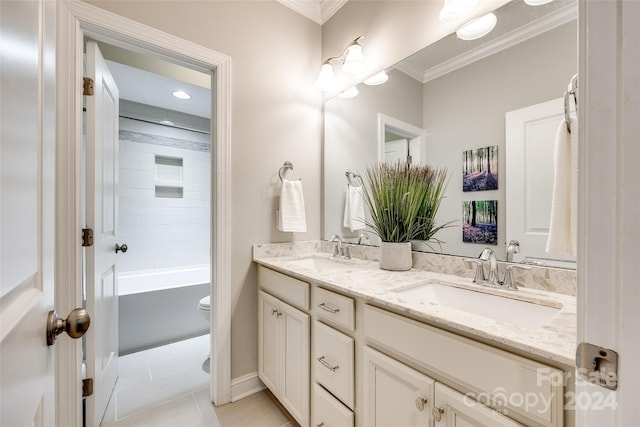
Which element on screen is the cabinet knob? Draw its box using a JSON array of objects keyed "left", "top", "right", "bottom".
[
  {"left": 271, "top": 308, "right": 282, "bottom": 317},
  {"left": 432, "top": 407, "right": 444, "bottom": 422},
  {"left": 415, "top": 397, "right": 428, "bottom": 411}
]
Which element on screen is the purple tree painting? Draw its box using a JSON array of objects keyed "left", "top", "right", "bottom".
[
  {"left": 462, "top": 145, "right": 498, "bottom": 192},
  {"left": 462, "top": 200, "right": 497, "bottom": 245}
]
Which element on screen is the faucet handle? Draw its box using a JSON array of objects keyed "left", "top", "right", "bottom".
[
  {"left": 464, "top": 258, "right": 486, "bottom": 283},
  {"left": 503, "top": 264, "right": 532, "bottom": 290},
  {"left": 343, "top": 245, "right": 351, "bottom": 259}
]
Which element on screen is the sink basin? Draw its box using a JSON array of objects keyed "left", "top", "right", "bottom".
[
  {"left": 395, "top": 283, "right": 560, "bottom": 328},
  {"left": 286, "top": 256, "right": 355, "bottom": 272}
]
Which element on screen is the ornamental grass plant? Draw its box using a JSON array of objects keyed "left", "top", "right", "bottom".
[{"left": 361, "top": 161, "right": 451, "bottom": 245}]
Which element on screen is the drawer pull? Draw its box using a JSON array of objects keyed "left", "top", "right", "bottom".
[
  {"left": 317, "top": 356, "right": 339, "bottom": 372},
  {"left": 318, "top": 302, "right": 340, "bottom": 314},
  {"left": 415, "top": 397, "right": 428, "bottom": 411},
  {"left": 432, "top": 407, "right": 444, "bottom": 422}
]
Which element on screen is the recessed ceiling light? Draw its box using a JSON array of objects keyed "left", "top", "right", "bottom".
[
  {"left": 172, "top": 90, "right": 191, "bottom": 100},
  {"left": 364, "top": 71, "right": 389, "bottom": 86},
  {"left": 456, "top": 13, "right": 498, "bottom": 40},
  {"left": 439, "top": 0, "right": 481, "bottom": 23}
]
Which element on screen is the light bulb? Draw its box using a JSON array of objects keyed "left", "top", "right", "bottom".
[
  {"left": 456, "top": 13, "right": 498, "bottom": 40},
  {"left": 342, "top": 44, "right": 366, "bottom": 75},
  {"left": 315, "top": 63, "right": 336, "bottom": 92},
  {"left": 363, "top": 71, "right": 389, "bottom": 86},
  {"left": 439, "top": 0, "right": 481, "bottom": 23},
  {"left": 524, "top": 0, "right": 553, "bottom": 5}
]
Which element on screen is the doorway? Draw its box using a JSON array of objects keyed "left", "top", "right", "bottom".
[
  {"left": 56, "top": 3, "right": 232, "bottom": 426},
  {"left": 82, "top": 38, "right": 214, "bottom": 425}
]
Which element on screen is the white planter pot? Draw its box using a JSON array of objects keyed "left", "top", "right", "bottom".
[{"left": 379, "top": 242, "right": 413, "bottom": 271}]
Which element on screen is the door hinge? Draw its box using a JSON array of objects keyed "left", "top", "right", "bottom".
[
  {"left": 83, "top": 77, "right": 94, "bottom": 96},
  {"left": 82, "top": 228, "right": 94, "bottom": 247},
  {"left": 83, "top": 378, "right": 94, "bottom": 398}
]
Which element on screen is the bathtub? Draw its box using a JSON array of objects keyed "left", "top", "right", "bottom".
[{"left": 118, "top": 265, "right": 210, "bottom": 355}]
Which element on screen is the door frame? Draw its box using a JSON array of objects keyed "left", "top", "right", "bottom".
[{"left": 55, "top": 2, "right": 232, "bottom": 425}]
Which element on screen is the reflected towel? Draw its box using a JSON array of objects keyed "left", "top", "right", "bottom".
[
  {"left": 343, "top": 185, "right": 366, "bottom": 232},
  {"left": 546, "top": 117, "right": 578, "bottom": 256},
  {"left": 278, "top": 179, "right": 307, "bottom": 232}
]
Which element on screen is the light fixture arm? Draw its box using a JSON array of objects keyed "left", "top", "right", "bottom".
[{"left": 323, "top": 36, "right": 364, "bottom": 66}]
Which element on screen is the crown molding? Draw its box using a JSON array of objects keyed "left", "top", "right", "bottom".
[
  {"left": 398, "top": 2, "right": 577, "bottom": 84},
  {"left": 276, "top": 0, "right": 348, "bottom": 25}
]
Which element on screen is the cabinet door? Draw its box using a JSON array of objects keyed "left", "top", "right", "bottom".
[
  {"left": 434, "top": 383, "right": 522, "bottom": 427},
  {"left": 281, "top": 300, "right": 310, "bottom": 427},
  {"left": 362, "top": 347, "right": 435, "bottom": 427},
  {"left": 258, "top": 290, "right": 281, "bottom": 393}
]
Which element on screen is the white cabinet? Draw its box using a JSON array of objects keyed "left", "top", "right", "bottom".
[
  {"left": 312, "top": 383, "right": 354, "bottom": 427},
  {"left": 258, "top": 289, "right": 310, "bottom": 427},
  {"left": 362, "top": 346, "right": 435, "bottom": 427},
  {"left": 434, "top": 382, "right": 522, "bottom": 427}
]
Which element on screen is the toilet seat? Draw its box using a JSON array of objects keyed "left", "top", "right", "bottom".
[{"left": 198, "top": 295, "right": 210, "bottom": 311}]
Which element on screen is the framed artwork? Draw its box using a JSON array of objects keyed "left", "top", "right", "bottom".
[
  {"left": 463, "top": 200, "right": 498, "bottom": 245},
  {"left": 463, "top": 145, "right": 498, "bottom": 192}
]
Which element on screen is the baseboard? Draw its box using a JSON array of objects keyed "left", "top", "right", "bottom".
[{"left": 230, "top": 371, "right": 266, "bottom": 402}]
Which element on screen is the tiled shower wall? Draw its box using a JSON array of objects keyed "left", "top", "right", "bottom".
[{"left": 118, "top": 111, "right": 211, "bottom": 274}]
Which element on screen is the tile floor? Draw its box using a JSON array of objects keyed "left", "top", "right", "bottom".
[{"left": 101, "top": 335, "right": 294, "bottom": 427}]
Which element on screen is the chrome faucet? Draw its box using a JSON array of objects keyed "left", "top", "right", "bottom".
[
  {"left": 357, "top": 232, "right": 370, "bottom": 245},
  {"left": 478, "top": 248, "right": 499, "bottom": 286},
  {"left": 506, "top": 240, "right": 520, "bottom": 262},
  {"left": 330, "top": 235, "right": 350, "bottom": 259}
]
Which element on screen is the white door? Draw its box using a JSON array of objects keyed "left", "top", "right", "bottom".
[
  {"left": 85, "top": 40, "right": 120, "bottom": 427},
  {"left": 385, "top": 138, "right": 409, "bottom": 163},
  {"left": 505, "top": 98, "right": 576, "bottom": 268},
  {"left": 0, "top": 0, "right": 57, "bottom": 425},
  {"left": 280, "top": 301, "right": 309, "bottom": 427},
  {"left": 361, "top": 346, "right": 435, "bottom": 427}
]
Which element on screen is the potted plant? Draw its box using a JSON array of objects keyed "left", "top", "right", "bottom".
[{"left": 360, "top": 161, "right": 450, "bottom": 270}]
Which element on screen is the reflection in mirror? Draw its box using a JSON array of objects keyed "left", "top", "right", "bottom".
[{"left": 323, "top": 0, "right": 577, "bottom": 268}]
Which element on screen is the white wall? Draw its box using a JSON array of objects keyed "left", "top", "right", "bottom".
[
  {"left": 118, "top": 114, "right": 211, "bottom": 274},
  {"left": 84, "top": 0, "right": 322, "bottom": 379},
  {"left": 423, "top": 22, "right": 577, "bottom": 259}
]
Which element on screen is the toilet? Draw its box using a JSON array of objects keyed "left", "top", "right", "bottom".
[
  {"left": 198, "top": 295, "right": 210, "bottom": 321},
  {"left": 197, "top": 296, "right": 211, "bottom": 373}
]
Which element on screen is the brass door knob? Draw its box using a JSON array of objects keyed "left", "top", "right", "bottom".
[{"left": 46, "top": 308, "right": 91, "bottom": 346}]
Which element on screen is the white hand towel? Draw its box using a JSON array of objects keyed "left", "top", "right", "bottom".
[
  {"left": 343, "top": 185, "right": 366, "bottom": 232},
  {"left": 546, "top": 117, "right": 578, "bottom": 256},
  {"left": 278, "top": 179, "right": 307, "bottom": 232}
]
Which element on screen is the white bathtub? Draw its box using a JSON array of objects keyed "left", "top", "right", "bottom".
[
  {"left": 118, "top": 264, "right": 211, "bottom": 355},
  {"left": 118, "top": 264, "right": 210, "bottom": 295}
]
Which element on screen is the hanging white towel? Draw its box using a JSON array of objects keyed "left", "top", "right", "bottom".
[
  {"left": 278, "top": 179, "right": 307, "bottom": 232},
  {"left": 546, "top": 117, "right": 578, "bottom": 256},
  {"left": 343, "top": 184, "right": 366, "bottom": 232}
]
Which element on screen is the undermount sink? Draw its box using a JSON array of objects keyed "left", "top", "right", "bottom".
[
  {"left": 286, "top": 256, "right": 355, "bottom": 272},
  {"left": 395, "top": 283, "right": 561, "bottom": 328}
]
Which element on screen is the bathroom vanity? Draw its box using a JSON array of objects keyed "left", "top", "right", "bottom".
[{"left": 254, "top": 241, "right": 576, "bottom": 427}]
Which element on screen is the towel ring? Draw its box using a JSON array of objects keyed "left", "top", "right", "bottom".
[
  {"left": 345, "top": 170, "right": 362, "bottom": 187},
  {"left": 279, "top": 161, "right": 294, "bottom": 181},
  {"left": 564, "top": 74, "right": 578, "bottom": 133}
]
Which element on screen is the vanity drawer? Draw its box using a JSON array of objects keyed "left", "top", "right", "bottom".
[
  {"left": 313, "top": 321, "right": 354, "bottom": 410},
  {"left": 258, "top": 266, "right": 309, "bottom": 311},
  {"left": 314, "top": 287, "right": 355, "bottom": 331},
  {"left": 363, "top": 304, "right": 564, "bottom": 427},
  {"left": 312, "top": 383, "right": 354, "bottom": 427}
]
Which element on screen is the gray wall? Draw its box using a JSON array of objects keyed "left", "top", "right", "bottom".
[
  {"left": 86, "top": 0, "right": 322, "bottom": 380},
  {"left": 424, "top": 22, "right": 577, "bottom": 259}
]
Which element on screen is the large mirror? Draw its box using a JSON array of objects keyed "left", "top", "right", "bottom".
[{"left": 323, "top": 0, "right": 577, "bottom": 268}]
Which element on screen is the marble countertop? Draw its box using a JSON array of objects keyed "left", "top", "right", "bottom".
[{"left": 253, "top": 246, "right": 576, "bottom": 368}]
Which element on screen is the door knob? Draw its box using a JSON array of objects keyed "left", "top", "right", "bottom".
[
  {"left": 432, "top": 407, "right": 444, "bottom": 422},
  {"left": 46, "top": 308, "right": 91, "bottom": 346},
  {"left": 115, "top": 243, "right": 128, "bottom": 253}
]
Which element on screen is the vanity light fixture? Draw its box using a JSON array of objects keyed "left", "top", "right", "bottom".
[
  {"left": 315, "top": 36, "right": 366, "bottom": 92},
  {"left": 439, "top": 0, "right": 480, "bottom": 23},
  {"left": 172, "top": 90, "right": 191, "bottom": 100},
  {"left": 363, "top": 71, "right": 389, "bottom": 86},
  {"left": 524, "top": 0, "right": 554, "bottom": 5},
  {"left": 338, "top": 87, "right": 359, "bottom": 99},
  {"left": 456, "top": 12, "right": 497, "bottom": 40}
]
